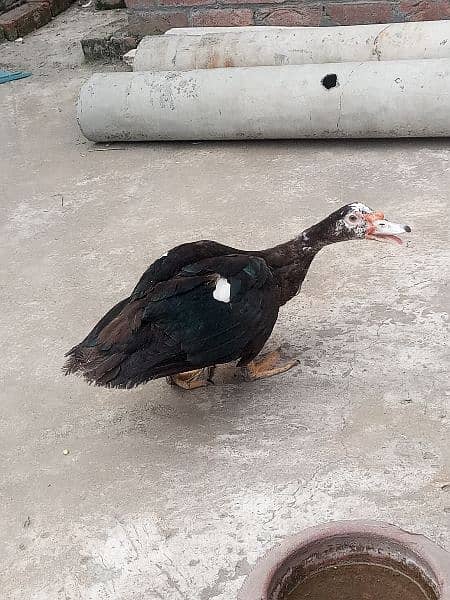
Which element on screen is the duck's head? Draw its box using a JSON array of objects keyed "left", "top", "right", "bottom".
[{"left": 311, "top": 203, "right": 411, "bottom": 246}]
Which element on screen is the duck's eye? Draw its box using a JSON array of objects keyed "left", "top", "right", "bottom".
[{"left": 348, "top": 214, "right": 358, "bottom": 223}]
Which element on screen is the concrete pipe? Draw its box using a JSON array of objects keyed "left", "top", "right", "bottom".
[
  {"left": 78, "top": 58, "right": 450, "bottom": 142},
  {"left": 135, "top": 20, "right": 450, "bottom": 71}
]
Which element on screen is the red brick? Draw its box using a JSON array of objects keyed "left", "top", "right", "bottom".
[
  {"left": 0, "top": 1, "right": 51, "bottom": 40},
  {"left": 28, "top": 0, "right": 73, "bottom": 16},
  {"left": 145, "top": 0, "right": 266, "bottom": 6},
  {"left": 0, "top": 0, "right": 25, "bottom": 13},
  {"left": 323, "top": 1, "right": 395, "bottom": 25},
  {"left": 47, "top": 0, "right": 73, "bottom": 16},
  {"left": 127, "top": 0, "right": 210, "bottom": 7},
  {"left": 221, "top": 0, "right": 283, "bottom": 5},
  {"left": 128, "top": 8, "right": 188, "bottom": 34},
  {"left": 191, "top": 7, "right": 253, "bottom": 26},
  {"left": 399, "top": 0, "right": 450, "bottom": 20},
  {"left": 257, "top": 5, "right": 321, "bottom": 26}
]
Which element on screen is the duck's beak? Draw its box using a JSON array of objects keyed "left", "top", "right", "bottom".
[{"left": 364, "top": 212, "right": 411, "bottom": 246}]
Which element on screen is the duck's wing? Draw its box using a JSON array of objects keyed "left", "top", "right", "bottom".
[
  {"left": 65, "top": 253, "right": 280, "bottom": 388},
  {"left": 141, "top": 254, "right": 280, "bottom": 364},
  {"left": 65, "top": 240, "right": 237, "bottom": 354},
  {"left": 131, "top": 240, "right": 239, "bottom": 299}
]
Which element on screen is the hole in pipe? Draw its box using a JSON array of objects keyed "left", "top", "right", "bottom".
[{"left": 322, "top": 74, "right": 338, "bottom": 89}]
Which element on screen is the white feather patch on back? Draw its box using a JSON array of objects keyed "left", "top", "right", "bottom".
[{"left": 213, "top": 277, "right": 231, "bottom": 303}]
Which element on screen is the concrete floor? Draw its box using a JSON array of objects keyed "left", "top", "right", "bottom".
[{"left": 1, "top": 8, "right": 449, "bottom": 599}]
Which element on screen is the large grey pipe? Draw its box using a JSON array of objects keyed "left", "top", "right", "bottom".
[
  {"left": 135, "top": 21, "right": 450, "bottom": 71},
  {"left": 78, "top": 59, "right": 450, "bottom": 142}
]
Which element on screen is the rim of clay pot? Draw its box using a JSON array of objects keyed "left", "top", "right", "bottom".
[{"left": 238, "top": 520, "right": 450, "bottom": 600}]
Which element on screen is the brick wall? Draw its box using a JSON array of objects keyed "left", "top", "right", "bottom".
[
  {"left": 0, "top": 0, "right": 72, "bottom": 39},
  {"left": 0, "top": 0, "right": 23, "bottom": 15},
  {"left": 126, "top": 0, "right": 450, "bottom": 36}
]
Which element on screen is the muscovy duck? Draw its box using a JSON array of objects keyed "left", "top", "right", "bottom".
[{"left": 65, "top": 204, "right": 411, "bottom": 390}]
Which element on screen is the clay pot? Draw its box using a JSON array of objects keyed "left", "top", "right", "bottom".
[{"left": 238, "top": 520, "right": 450, "bottom": 600}]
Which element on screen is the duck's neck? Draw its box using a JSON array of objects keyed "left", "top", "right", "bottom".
[{"left": 261, "top": 220, "right": 335, "bottom": 306}]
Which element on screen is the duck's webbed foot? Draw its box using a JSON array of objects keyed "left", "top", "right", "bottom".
[
  {"left": 166, "top": 366, "right": 215, "bottom": 390},
  {"left": 241, "top": 348, "right": 299, "bottom": 381}
]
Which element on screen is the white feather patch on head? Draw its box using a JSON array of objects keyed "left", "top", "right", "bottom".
[
  {"left": 213, "top": 277, "right": 231, "bottom": 303},
  {"left": 350, "top": 202, "right": 373, "bottom": 213}
]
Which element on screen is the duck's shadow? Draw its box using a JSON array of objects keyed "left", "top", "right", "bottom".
[{"left": 118, "top": 345, "right": 313, "bottom": 447}]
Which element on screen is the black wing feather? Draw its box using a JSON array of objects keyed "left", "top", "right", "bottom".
[{"left": 131, "top": 240, "right": 238, "bottom": 299}]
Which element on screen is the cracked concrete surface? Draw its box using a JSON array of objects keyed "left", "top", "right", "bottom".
[{"left": 1, "top": 7, "right": 449, "bottom": 599}]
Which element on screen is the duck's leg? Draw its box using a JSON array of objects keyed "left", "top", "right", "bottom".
[
  {"left": 167, "top": 366, "right": 215, "bottom": 390},
  {"left": 241, "top": 348, "right": 299, "bottom": 381}
]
